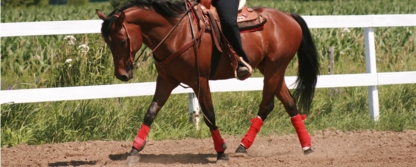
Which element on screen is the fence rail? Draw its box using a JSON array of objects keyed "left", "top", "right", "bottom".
[
  {"left": 2, "top": 72, "right": 415, "bottom": 103},
  {"left": 2, "top": 14, "right": 416, "bottom": 121},
  {"left": 2, "top": 14, "right": 416, "bottom": 37}
]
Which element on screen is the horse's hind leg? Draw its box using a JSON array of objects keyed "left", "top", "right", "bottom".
[
  {"left": 126, "top": 76, "right": 179, "bottom": 165},
  {"left": 235, "top": 59, "right": 313, "bottom": 155},
  {"left": 275, "top": 79, "right": 313, "bottom": 154},
  {"left": 194, "top": 78, "right": 229, "bottom": 163}
]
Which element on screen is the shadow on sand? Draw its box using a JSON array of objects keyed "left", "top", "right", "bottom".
[
  {"left": 48, "top": 160, "right": 97, "bottom": 166},
  {"left": 109, "top": 152, "right": 217, "bottom": 164}
]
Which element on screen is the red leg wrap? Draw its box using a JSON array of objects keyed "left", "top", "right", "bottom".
[
  {"left": 291, "top": 114, "right": 311, "bottom": 149},
  {"left": 133, "top": 124, "right": 150, "bottom": 150},
  {"left": 240, "top": 116, "right": 263, "bottom": 149},
  {"left": 210, "top": 128, "right": 226, "bottom": 152}
]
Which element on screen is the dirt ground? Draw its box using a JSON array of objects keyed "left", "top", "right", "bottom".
[{"left": 2, "top": 130, "right": 416, "bottom": 167}]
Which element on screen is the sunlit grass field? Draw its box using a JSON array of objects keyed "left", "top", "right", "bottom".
[{"left": 1, "top": 0, "right": 415, "bottom": 147}]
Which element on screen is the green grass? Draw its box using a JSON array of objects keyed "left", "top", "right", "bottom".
[{"left": 1, "top": 0, "right": 416, "bottom": 147}]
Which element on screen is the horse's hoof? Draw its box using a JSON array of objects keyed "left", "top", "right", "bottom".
[
  {"left": 303, "top": 148, "right": 314, "bottom": 155},
  {"left": 216, "top": 152, "right": 229, "bottom": 163},
  {"left": 232, "top": 144, "right": 248, "bottom": 157},
  {"left": 216, "top": 159, "right": 229, "bottom": 164},
  {"left": 125, "top": 154, "right": 141, "bottom": 166},
  {"left": 126, "top": 148, "right": 141, "bottom": 166},
  {"left": 235, "top": 144, "right": 247, "bottom": 153}
]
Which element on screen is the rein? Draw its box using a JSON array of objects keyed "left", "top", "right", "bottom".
[
  {"left": 121, "top": 22, "right": 146, "bottom": 66},
  {"left": 122, "top": 2, "right": 209, "bottom": 97},
  {"left": 131, "top": 7, "right": 191, "bottom": 66},
  {"left": 127, "top": 2, "right": 207, "bottom": 89}
]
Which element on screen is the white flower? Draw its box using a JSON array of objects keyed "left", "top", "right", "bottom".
[
  {"left": 65, "top": 58, "right": 73, "bottom": 64},
  {"left": 64, "top": 35, "right": 77, "bottom": 45},
  {"left": 34, "top": 55, "right": 41, "bottom": 60},
  {"left": 340, "top": 51, "right": 345, "bottom": 55},
  {"left": 341, "top": 28, "right": 351, "bottom": 33},
  {"left": 78, "top": 44, "right": 89, "bottom": 53}
]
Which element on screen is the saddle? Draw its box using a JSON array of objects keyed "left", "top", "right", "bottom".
[
  {"left": 188, "top": 0, "right": 266, "bottom": 79},
  {"left": 193, "top": 0, "right": 267, "bottom": 32}
]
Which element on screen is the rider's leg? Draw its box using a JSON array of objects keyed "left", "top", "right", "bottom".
[{"left": 213, "top": 0, "right": 252, "bottom": 79}]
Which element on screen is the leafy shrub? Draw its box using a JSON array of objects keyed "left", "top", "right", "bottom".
[
  {"left": 49, "top": 0, "right": 67, "bottom": 5},
  {"left": 1, "top": 0, "right": 49, "bottom": 7},
  {"left": 67, "top": 0, "right": 88, "bottom": 6}
]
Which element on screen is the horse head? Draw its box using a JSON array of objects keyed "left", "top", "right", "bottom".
[{"left": 96, "top": 9, "right": 143, "bottom": 81}]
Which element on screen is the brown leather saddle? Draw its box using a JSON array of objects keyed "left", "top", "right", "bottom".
[
  {"left": 192, "top": 1, "right": 267, "bottom": 32},
  {"left": 188, "top": 0, "right": 267, "bottom": 52},
  {"left": 188, "top": 0, "right": 266, "bottom": 79}
]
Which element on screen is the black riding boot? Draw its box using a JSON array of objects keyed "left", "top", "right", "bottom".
[{"left": 213, "top": 0, "right": 252, "bottom": 80}]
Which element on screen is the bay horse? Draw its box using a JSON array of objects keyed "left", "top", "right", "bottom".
[{"left": 96, "top": 0, "right": 319, "bottom": 164}]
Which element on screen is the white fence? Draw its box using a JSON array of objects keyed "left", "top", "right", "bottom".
[{"left": 1, "top": 14, "right": 416, "bottom": 121}]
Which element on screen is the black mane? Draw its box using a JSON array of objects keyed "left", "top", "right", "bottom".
[{"left": 101, "top": 0, "right": 187, "bottom": 38}]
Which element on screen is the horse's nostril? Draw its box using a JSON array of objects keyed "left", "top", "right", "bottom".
[{"left": 120, "top": 74, "right": 129, "bottom": 81}]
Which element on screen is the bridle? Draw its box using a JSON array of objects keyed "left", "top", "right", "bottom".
[
  {"left": 121, "top": 22, "right": 135, "bottom": 67},
  {"left": 123, "top": 6, "right": 193, "bottom": 67},
  {"left": 121, "top": 2, "right": 207, "bottom": 82}
]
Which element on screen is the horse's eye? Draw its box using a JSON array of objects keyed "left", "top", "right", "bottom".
[{"left": 120, "top": 40, "right": 127, "bottom": 46}]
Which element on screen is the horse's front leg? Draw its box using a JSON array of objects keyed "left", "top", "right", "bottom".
[
  {"left": 235, "top": 65, "right": 286, "bottom": 156},
  {"left": 126, "top": 76, "right": 179, "bottom": 165},
  {"left": 194, "top": 78, "right": 229, "bottom": 163}
]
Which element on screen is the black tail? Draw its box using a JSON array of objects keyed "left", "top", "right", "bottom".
[{"left": 290, "top": 13, "right": 320, "bottom": 114}]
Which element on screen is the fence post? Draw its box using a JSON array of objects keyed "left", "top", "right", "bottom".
[
  {"left": 188, "top": 93, "right": 200, "bottom": 129},
  {"left": 364, "top": 27, "right": 380, "bottom": 121},
  {"left": 327, "top": 46, "right": 335, "bottom": 75},
  {"left": 327, "top": 46, "right": 339, "bottom": 95}
]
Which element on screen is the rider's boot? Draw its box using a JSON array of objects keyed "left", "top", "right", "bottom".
[{"left": 236, "top": 57, "right": 253, "bottom": 80}]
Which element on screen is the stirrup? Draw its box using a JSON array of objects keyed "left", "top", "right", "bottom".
[{"left": 235, "top": 57, "right": 253, "bottom": 80}]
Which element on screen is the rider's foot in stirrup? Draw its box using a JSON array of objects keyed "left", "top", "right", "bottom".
[{"left": 236, "top": 57, "right": 253, "bottom": 80}]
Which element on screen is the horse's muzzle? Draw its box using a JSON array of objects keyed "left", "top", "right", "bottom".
[{"left": 115, "top": 65, "right": 134, "bottom": 82}]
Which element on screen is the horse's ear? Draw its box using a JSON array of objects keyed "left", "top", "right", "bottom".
[
  {"left": 117, "top": 12, "right": 126, "bottom": 24},
  {"left": 96, "top": 9, "right": 107, "bottom": 20},
  {"left": 114, "top": 11, "right": 126, "bottom": 30}
]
